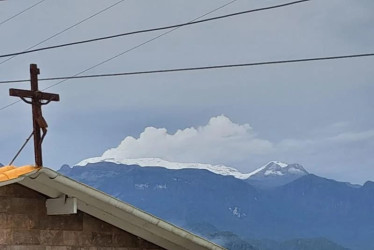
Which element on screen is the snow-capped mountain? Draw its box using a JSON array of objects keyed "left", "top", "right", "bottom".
[
  {"left": 247, "top": 161, "right": 308, "bottom": 178},
  {"left": 246, "top": 161, "right": 309, "bottom": 188},
  {"left": 76, "top": 157, "right": 253, "bottom": 179},
  {"left": 76, "top": 157, "right": 307, "bottom": 186}
]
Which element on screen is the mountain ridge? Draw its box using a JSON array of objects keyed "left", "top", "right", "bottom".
[
  {"left": 59, "top": 161, "right": 373, "bottom": 250},
  {"left": 75, "top": 157, "right": 309, "bottom": 185}
]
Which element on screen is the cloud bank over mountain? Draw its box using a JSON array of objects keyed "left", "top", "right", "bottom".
[
  {"left": 98, "top": 115, "right": 373, "bottom": 184},
  {"left": 102, "top": 115, "right": 274, "bottom": 166}
]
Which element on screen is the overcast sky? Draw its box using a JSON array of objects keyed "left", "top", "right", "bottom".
[{"left": 0, "top": 0, "right": 373, "bottom": 184}]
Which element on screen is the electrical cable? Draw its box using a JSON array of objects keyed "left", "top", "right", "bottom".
[
  {"left": 42, "top": 0, "right": 240, "bottom": 91},
  {"left": 0, "top": 0, "right": 47, "bottom": 27},
  {"left": 0, "top": 52, "right": 373, "bottom": 85},
  {"left": 0, "top": 0, "right": 240, "bottom": 111},
  {"left": 0, "top": 0, "right": 311, "bottom": 59},
  {"left": 8, "top": 131, "right": 34, "bottom": 165},
  {"left": 0, "top": 0, "right": 127, "bottom": 66}
]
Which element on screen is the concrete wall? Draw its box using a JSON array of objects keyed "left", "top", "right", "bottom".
[{"left": 0, "top": 183, "right": 164, "bottom": 250}]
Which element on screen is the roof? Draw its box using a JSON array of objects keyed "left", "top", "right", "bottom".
[
  {"left": 0, "top": 165, "right": 39, "bottom": 182},
  {"left": 0, "top": 165, "right": 225, "bottom": 250}
]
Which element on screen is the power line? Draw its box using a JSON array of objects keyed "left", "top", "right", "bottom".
[
  {"left": 1, "top": 53, "right": 373, "bottom": 85},
  {"left": 8, "top": 131, "right": 34, "bottom": 166},
  {"left": 0, "top": 100, "right": 19, "bottom": 111},
  {"left": 0, "top": 0, "right": 240, "bottom": 111},
  {"left": 0, "top": 0, "right": 127, "bottom": 66},
  {"left": 0, "top": 0, "right": 47, "bottom": 27},
  {"left": 0, "top": 0, "right": 127, "bottom": 112},
  {"left": 42, "top": 0, "right": 240, "bottom": 91},
  {"left": 0, "top": 0, "right": 311, "bottom": 59}
]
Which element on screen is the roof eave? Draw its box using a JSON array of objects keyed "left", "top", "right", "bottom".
[{"left": 17, "top": 168, "right": 224, "bottom": 250}]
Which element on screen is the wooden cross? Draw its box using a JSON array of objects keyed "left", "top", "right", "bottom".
[{"left": 9, "top": 64, "right": 60, "bottom": 167}]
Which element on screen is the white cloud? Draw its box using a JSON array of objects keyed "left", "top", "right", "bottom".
[
  {"left": 93, "top": 116, "right": 374, "bottom": 183},
  {"left": 102, "top": 115, "right": 273, "bottom": 166},
  {"left": 101, "top": 116, "right": 374, "bottom": 173}
]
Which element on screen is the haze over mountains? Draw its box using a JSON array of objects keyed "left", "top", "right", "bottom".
[{"left": 59, "top": 159, "right": 374, "bottom": 250}]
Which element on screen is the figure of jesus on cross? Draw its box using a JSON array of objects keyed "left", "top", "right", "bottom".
[{"left": 9, "top": 64, "right": 60, "bottom": 167}]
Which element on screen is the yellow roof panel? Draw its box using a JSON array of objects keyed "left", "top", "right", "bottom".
[
  {"left": 0, "top": 165, "right": 40, "bottom": 182},
  {"left": 0, "top": 165, "right": 15, "bottom": 173}
]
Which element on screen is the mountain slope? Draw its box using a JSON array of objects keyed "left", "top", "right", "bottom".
[
  {"left": 76, "top": 158, "right": 308, "bottom": 187},
  {"left": 260, "top": 174, "right": 374, "bottom": 249},
  {"left": 76, "top": 157, "right": 253, "bottom": 179},
  {"left": 60, "top": 162, "right": 373, "bottom": 250},
  {"left": 246, "top": 161, "right": 308, "bottom": 189},
  {"left": 61, "top": 162, "right": 260, "bottom": 235}
]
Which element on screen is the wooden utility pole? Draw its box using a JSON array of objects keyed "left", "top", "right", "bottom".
[{"left": 9, "top": 64, "right": 60, "bottom": 167}]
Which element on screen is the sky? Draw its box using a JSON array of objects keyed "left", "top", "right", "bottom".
[{"left": 0, "top": 0, "right": 373, "bottom": 184}]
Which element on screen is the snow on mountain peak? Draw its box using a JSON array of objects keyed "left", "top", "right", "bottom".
[
  {"left": 75, "top": 157, "right": 253, "bottom": 179},
  {"left": 270, "top": 161, "right": 288, "bottom": 168},
  {"left": 75, "top": 157, "right": 307, "bottom": 181},
  {"left": 247, "top": 161, "right": 308, "bottom": 178}
]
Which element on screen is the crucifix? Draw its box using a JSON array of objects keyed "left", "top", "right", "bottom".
[{"left": 9, "top": 64, "right": 60, "bottom": 167}]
